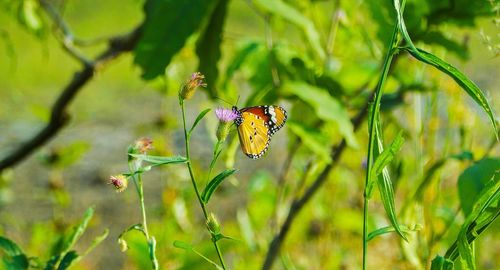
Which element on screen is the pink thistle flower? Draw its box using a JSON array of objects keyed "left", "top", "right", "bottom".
[
  {"left": 215, "top": 107, "right": 238, "bottom": 123},
  {"left": 179, "top": 72, "right": 207, "bottom": 100},
  {"left": 109, "top": 175, "right": 128, "bottom": 192}
]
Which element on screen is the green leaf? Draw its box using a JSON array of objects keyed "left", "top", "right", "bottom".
[
  {"left": 456, "top": 172, "right": 499, "bottom": 269},
  {"left": 253, "top": 0, "right": 325, "bottom": 60},
  {"left": 148, "top": 237, "right": 159, "bottom": 270},
  {"left": 458, "top": 158, "right": 500, "bottom": 216},
  {"left": 0, "top": 237, "right": 28, "bottom": 270},
  {"left": 201, "top": 169, "right": 237, "bottom": 203},
  {"left": 287, "top": 121, "right": 332, "bottom": 162},
  {"left": 189, "top": 109, "right": 211, "bottom": 135},
  {"left": 173, "top": 240, "right": 192, "bottom": 251},
  {"left": 0, "top": 237, "right": 24, "bottom": 257},
  {"left": 173, "top": 240, "right": 223, "bottom": 269},
  {"left": 222, "top": 41, "right": 260, "bottom": 92},
  {"left": 134, "top": 0, "right": 218, "bottom": 80},
  {"left": 370, "top": 130, "right": 404, "bottom": 182},
  {"left": 284, "top": 81, "right": 358, "bottom": 147},
  {"left": 393, "top": 0, "right": 498, "bottom": 138},
  {"left": 373, "top": 120, "right": 407, "bottom": 241},
  {"left": 57, "top": 251, "right": 79, "bottom": 270},
  {"left": 60, "top": 207, "right": 94, "bottom": 255},
  {"left": 128, "top": 154, "right": 188, "bottom": 166},
  {"left": 195, "top": 0, "right": 229, "bottom": 98},
  {"left": 419, "top": 31, "right": 469, "bottom": 60},
  {"left": 430, "top": 255, "right": 454, "bottom": 270},
  {"left": 367, "top": 224, "right": 421, "bottom": 241},
  {"left": 407, "top": 48, "right": 498, "bottom": 138}
]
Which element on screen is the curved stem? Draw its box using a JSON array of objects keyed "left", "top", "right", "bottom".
[{"left": 180, "top": 100, "right": 227, "bottom": 270}]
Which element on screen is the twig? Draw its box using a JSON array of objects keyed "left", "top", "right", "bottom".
[
  {"left": 261, "top": 93, "right": 372, "bottom": 270},
  {"left": 0, "top": 26, "right": 142, "bottom": 172},
  {"left": 39, "top": 0, "right": 92, "bottom": 65}
]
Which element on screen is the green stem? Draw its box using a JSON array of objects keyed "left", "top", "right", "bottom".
[
  {"left": 180, "top": 99, "right": 227, "bottom": 270},
  {"left": 362, "top": 22, "right": 400, "bottom": 270},
  {"left": 128, "top": 162, "right": 157, "bottom": 269}
]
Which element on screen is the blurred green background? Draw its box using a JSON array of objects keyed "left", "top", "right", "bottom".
[{"left": 0, "top": 0, "right": 499, "bottom": 269}]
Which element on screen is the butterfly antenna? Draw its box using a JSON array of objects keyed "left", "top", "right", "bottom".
[{"left": 215, "top": 96, "right": 234, "bottom": 106}]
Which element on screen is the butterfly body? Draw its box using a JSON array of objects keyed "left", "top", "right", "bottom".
[{"left": 233, "top": 105, "right": 287, "bottom": 159}]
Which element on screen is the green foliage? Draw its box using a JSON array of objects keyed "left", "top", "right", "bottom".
[
  {"left": 135, "top": 0, "right": 219, "bottom": 80},
  {"left": 0, "top": 237, "right": 28, "bottom": 270},
  {"left": 196, "top": 0, "right": 230, "bottom": 98},
  {"left": 458, "top": 158, "right": 500, "bottom": 215},
  {"left": 201, "top": 169, "right": 236, "bottom": 203}
]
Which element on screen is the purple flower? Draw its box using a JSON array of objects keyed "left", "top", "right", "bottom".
[{"left": 215, "top": 107, "right": 238, "bottom": 123}]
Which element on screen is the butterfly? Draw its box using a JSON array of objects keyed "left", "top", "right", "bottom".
[{"left": 233, "top": 105, "right": 287, "bottom": 159}]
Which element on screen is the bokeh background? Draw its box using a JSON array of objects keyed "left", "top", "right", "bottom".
[{"left": 0, "top": 0, "right": 499, "bottom": 269}]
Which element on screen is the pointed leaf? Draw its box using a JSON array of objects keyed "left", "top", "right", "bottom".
[
  {"left": 189, "top": 109, "right": 211, "bottom": 135},
  {"left": 128, "top": 154, "right": 187, "bottom": 166},
  {"left": 367, "top": 224, "right": 421, "bottom": 241},
  {"left": 60, "top": 207, "right": 94, "bottom": 254},
  {"left": 373, "top": 119, "right": 407, "bottom": 241},
  {"left": 57, "top": 251, "right": 79, "bottom": 270},
  {"left": 430, "top": 255, "right": 454, "bottom": 270},
  {"left": 458, "top": 158, "right": 500, "bottom": 216},
  {"left": 371, "top": 130, "right": 404, "bottom": 181},
  {"left": 201, "top": 169, "right": 237, "bottom": 203},
  {"left": 134, "top": 0, "right": 218, "bottom": 79},
  {"left": 173, "top": 240, "right": 193, "bottom": 251},
  {"left": 0, "top": 237, "right": 28, "bottom": 270},
  {"left": 195, "top": 0, "right": 229, "bottom": 98}
]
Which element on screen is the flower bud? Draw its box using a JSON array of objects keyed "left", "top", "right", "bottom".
[
  {"left": 206, "top": 212, "right": 221, "bottom": 236},
  {"left": 109, "top": 175, "right": 128, "bottom": 192},
  {"left": 118, "top": 238, "right": 128, "bottom": 252},
  {"left": 215, "top": 107, "right": 238, "bottom": 142},
  {"left": 179, "top": 72, "right": 206, "bottom": 100}
]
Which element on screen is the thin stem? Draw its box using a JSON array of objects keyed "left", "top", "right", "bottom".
[
  {"left": 137, "top": 174, "right": 150, "bottom": 238},
  {"left": 362, "top": 24, "right": 400, "bottom": 270},
  {"left": 180, "top": 99, "right": 227, "bottom": 270}
]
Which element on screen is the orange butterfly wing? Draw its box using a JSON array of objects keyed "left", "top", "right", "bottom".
[{"left": 236, "top": 105, "right": 287, "bottom": 159}]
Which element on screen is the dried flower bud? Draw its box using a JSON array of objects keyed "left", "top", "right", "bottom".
[
  {"left": 179, "top": 72, "right": 206, "bottom": 100},
  {"left": 206, "top": 213, "right": 221, "bottom": 236},
  {"left": 109, "top": 175, "right": 128, "bottom": 192},
  {"left": 118, "top": 238, "right": 128, "bottom": 252},
  {"left": 215, "top": 107, "right": 238, "bottom": 142}
]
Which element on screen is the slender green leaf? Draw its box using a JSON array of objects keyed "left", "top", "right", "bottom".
[
  {"left": 430, "top": 255, "right": 454, "bottom": 270},
  {"left": 374, "top": 119, "right": 407, "bottom": 241},
  {"left": 57, "top": 251, "right": 79, "bottom": 270},
  {"left": 134, "top": 0, "right": 218, "bottom": 79},
  {"left": 173, "top": 240, "right": 223, "bottom": 269},
  {"left": 148, "top": 237, "right": 159, "bottom": 270},
  {"left": 60, "top": 207, "right": 94, "bottom": 254},
  {"left": 393, "top": 0, "right": 498, "bottom": 138},
  {"left": 455, "top": 172, "right": 500, "bottom": 270},
  {"left": 189, "top": 109, "right": 211, "bottom": 135},
  {"left": 287, "top": 121, "right": 332, "bottom": 162},
  {"left": 371, "top": 130, "right": 404, "bottom": 181},
  {"left": 458, "top": 158, "right": 500, "bottom": 216},
  {"left": 195, "top": 0, "right": 229, "bottom": 98},
  {"left": 83, "top": 229, "right": 109, "bottom": 257},
  {"left": 284, "top": 81, "right": 358, "bottom": 147},
  {"left": 201, "top": 169, "right": 237, "bottom": 203},
  {"left": 407, "top": 48, "right": 498, "bottom": 137},
  {"left": 118, "top": 223, "right": 147, "bottom": 240},
  {"left": 367, "top": 224, "right": 421, "bottom": 241},
  {"left": 128, "top": 154, "right": 188, "bottom": 166},
  {"left": 253, "top": 0, "right": 325, "bottom": 60},
  {"left": 173, "top": 240, "right": 192, "bottom": 251}
]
